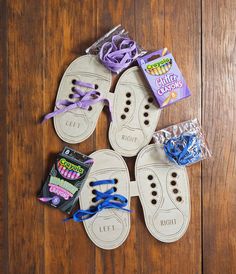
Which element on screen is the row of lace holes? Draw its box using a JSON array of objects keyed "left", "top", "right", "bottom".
[
  {"left": 147, "top": 175, "right": 157, "bottom": 204},
  {"left": 71, "top": 79, "right": 99, "bottom": 112},
  {"left": 121, "top": 92, "right": 131, "bottom": 119},
  {"left": 170, "top": 172, "right": 182, "bottom": 202},
  {"left": 143, "top": 98, "right": 153, "bottom": 125},
  {"left": 72, "top": 80, "right": 99, "bottom": 90},
  {"left": 89, "top": 178, "right": 119, "bottom": 203},
  {"left": 89, "top": 182, "right": 97, "bottom": 203},
  {"left": 89, "top": 183, "right": 97, "bottom": 203},
  {"left": 113, "top": 178, "right": 119, "bottom": 200}
]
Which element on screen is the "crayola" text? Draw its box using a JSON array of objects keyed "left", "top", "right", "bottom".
[
  {"left": 60, "top": 158, "right": 84, "bottom": 174},
  {"left": 147, "top": 58, "right": 171, "bottom": 69}
]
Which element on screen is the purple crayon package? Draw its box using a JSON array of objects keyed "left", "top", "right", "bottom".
[
  {"left": 38, "top": 147, "right": 93, "bottom": 214},
  {"left": 137, "top": 48, "right": 191, "bottom": 108}
]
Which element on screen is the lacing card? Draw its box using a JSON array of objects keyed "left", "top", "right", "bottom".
[
  {"left": 38, "top": 147, "right": 94, "bottom": 214},
  {"left": 137, "top": 48, "right": 191, "bottom": 108}
]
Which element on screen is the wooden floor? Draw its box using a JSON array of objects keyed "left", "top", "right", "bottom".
[{"left": 0, "top": 0, "right": 235, "bottom": 273}]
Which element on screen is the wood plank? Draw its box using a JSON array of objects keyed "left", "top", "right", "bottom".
[
  {"left": 134, "top": 0, "right": 202, "bottom": 273},
  {"left": 0, "top": 0, "right": 8, "bottom": 273},
  {"left": 7, "top": 1, "right": 45, "bottom": 273},
  {"left": 202, "top": 0, "right": 236, "bottom": 273}
]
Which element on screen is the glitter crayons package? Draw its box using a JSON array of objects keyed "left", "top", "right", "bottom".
[
  {"left": 137, "top": 48, "right": 191, "bottom": 108},
  {"left": 38, "top": 147, "right": 94, "bottom": 214}
]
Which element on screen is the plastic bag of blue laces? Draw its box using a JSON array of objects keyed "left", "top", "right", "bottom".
[
  {"left": 153, "top": 119, "right": 212, "bottom": 166},
  {"left": 85, "top": 24, "right": 146, "bottom": 74}
]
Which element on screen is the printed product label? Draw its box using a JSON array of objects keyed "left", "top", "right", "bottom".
[
  {"left": 38, "top": 147, "right": 93, "bottom": 214},
  {"left": 138, "top": 50, "right": 191, "bottom": 108}
]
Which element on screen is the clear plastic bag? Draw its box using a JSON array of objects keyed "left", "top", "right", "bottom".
[
  {"left": 86, "top": 25, "right": 146, "bottom": 74},
  {"left": 153, "top": 118, "right": 212, "bottom": 166}
]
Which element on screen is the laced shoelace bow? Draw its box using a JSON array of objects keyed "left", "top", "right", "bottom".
[
  {"left": 42, "top": 80, "right": 112, "bottom": 122},
  {"left": 65, "top": 179, "right": 131, "bottom": 222}
]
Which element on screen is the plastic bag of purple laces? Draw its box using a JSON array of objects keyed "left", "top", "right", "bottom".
[
  {"left": 86, "top": 25, "right": 146, "bottom": 74},
  {"left": 153, "top": 119, "right": 212, "bottom": 166}
]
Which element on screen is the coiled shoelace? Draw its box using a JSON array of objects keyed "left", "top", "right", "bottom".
[
  {"left": 42, "top": 80, "right": 112, "bottom": 122},
  {"left": 99, "top": 34, "right": 138, "bottom": 73},
  {"left": 65, "top": 179, "right": 131, "bottom": 222},
  {"left": 164, "top": 134, "right": 202, "bottom": 166}
]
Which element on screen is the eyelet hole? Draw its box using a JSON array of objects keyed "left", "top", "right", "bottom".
[
  {"left": 152, "top": 191, "right": 157, "bottom": 196},
  {"left": 126, "top": 100, "right": 131, "bottom": 105},
  {"left": 145, "top": 105, "right": 150, "bottom": 109},
  {"left": 176, "top": 196, "right": 182, "bottom": 202},
  {"left": 172, "top": 172, "right": 177, "bottom": 178},
  {"left": 151, "top": 199, "right": 157, "bottom": 205},
  {"left": 88, "top": 106, "right": 92, "bottom": 111},
  {"left": 72, "top": 79, "right": 77, "bottom": 84},
  {"left": 144, "top": 120, "right": 149, "bottom": 125},
  {"left": 113, "top": 187, "right": 117, "bottom": 192},
  {"left": 126, "top": 92, "right": 131, "bottom": 98},
  {"left": 94, "top": 84, "right": 98, "bottom": 89},
  {"left": 92, "top": 189, "right": 96, "bottom": 195},
  {"left": 173, "top": 189, "right": 178, "bottom": 194},
  {"left": 144, "top": 112, "right": 149, "bottom": 117},
  {"left": 95, "top": 91, "right": 100, "bottom": 96},
  {"left": 148, "top": 97, "right": 154, "bottom": 103},
  {"left": 121, "top": 114, "right": 126, "bottom": 119},
  {"left": 124, "top": 107, "right": 129, "bottom": 113},
  {"left": 171, "top": 180, "right": 176, "bottom": 186},
  {"left": 92, "top": 197, "right": 97, "bottom": 203},
  {"left": 114, "top": 178, "right": 118, "bottom": 184},
  {"left": 151, "top": 183, "right": 156, "bottom": 188},
  {"left": 89, "top": 182, "right": 94, "bottom": 187},
  {"left": 148, "top": 175, "right": 153, "bottom": 180}
]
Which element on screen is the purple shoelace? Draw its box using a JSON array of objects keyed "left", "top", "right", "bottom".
[
  {"left": 99, "top": 34, "right": 138, "bottom": 73},
  {"left": 42, "top": 80, "right": 112, "bottom": 122}
]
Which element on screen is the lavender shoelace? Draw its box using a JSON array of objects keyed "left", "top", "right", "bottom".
[
  {"left": 42, "top": 80, "right": 112, "bottom": 122},
  {"left": 99, "top": 34, "right": 138, "bottom": 73}
]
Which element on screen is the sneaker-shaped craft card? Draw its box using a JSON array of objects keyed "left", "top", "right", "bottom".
[{"left": 138, "top": 48, "right": 191, "bottom": 108}]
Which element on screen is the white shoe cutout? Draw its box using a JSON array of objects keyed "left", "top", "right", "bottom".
[
  {"left": 79, "top": 145, "right": 190, "bottom": 249},
  {"left": 135, "top": 144, "right": 190, "bottom": 242},
  {"left": 52, "top": 59, "right": 161, "bottom": 157},
  {"left": 109, "top": 67, "right": 161, "bottom": 157},
  {"left": 54, "top": 55, "right": 112, "bottom": 143},
  {"left": 79, "top": 149, "right": 130, "bottom": 250}
]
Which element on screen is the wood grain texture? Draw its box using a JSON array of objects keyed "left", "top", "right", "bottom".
[
  {"left": 0, "top": 1, "right": 8, "bottom": 273},
  {"left": 202, "top": 0, "right": 236, "bottom": 273},
  {"left": 0, "top": 0, "right": 235, "bottom": 273},
  {"left": 7, "top": 1, "right": 45, "bottom": 273}
]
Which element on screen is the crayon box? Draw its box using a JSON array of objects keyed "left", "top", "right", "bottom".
[
  {"left": 38, "top": 147, "right": 94, "bottom": 214},
  {"left": 137, "top": 49, "right": 191, "bottom": 108}
]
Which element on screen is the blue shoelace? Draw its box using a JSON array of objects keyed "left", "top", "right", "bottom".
[
  {"left": 65, "top": 179, "right": 131, "bottom": 222},
  {"left": 164, "top": 134, "right": 202, "bottom": 166}
]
